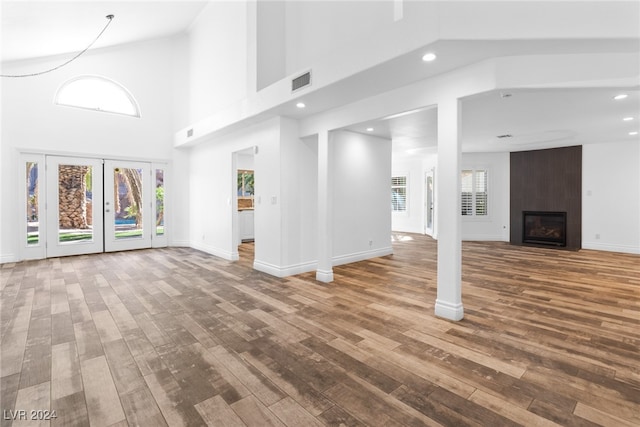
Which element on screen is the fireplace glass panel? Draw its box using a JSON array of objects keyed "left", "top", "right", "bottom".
[{"left": 523, "top": 211, "right": 566, "bottom": 247}]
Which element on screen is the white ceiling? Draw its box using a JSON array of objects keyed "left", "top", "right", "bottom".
[
  {"left": 1, "top": 1, "right": 208, "bottom": 62},
  {"left": 346, "top": 87, "right": 640, "bottom": 156},
  {"left": 2, "top": 1, "right": 639, "bottom": 155}
]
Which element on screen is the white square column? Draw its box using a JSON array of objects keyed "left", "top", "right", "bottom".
[
  {"left": 316, "top": 130, "right": 334, "bottom": 282},
  {"left": 435, "top": 98, "right": 464, "bottom": 321}
]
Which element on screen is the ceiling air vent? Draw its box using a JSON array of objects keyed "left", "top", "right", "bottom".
[
  {"left": 292, "top": 71, "right": 311, "bottom": 92},
  {"left": 496, "top": 134, "right": 513, "bottom": 139}
]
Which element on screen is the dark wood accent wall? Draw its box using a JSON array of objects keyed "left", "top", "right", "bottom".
[{"left": 510, "top": 146, "right": 582, "bottom": 249}]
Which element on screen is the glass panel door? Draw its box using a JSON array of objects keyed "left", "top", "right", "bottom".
[
  {"left": 155, "top": 168, "right": 165, "bottom": 237},
  {"left": 104, "top": 160, "right": 151, "bottom": 252},
  {"left": 151, "top": 163, "right": 168, "bottom": 248},
  {"left": 425, "top": 170, "right": 435, "bottom": 236},
  {"left": 46, "top": 156, "right": 104, "bottom": 257},
  {"left": 26, "top": 161, "right": 40, "bottom": 246},
  {"left": 21, "top": 153, "right": 46, "bottom": 260}
]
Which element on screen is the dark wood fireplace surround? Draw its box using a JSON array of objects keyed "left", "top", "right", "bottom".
[{"left": 510, "top": 146, "right": 582, "bottom": 250}]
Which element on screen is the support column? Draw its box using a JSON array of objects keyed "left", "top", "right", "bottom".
[
  {"left": 316, "top": 130, "right": 334, "bottom": 282},
  {"left": 435, "top": 98, "right": 464, "bottom": 321}
]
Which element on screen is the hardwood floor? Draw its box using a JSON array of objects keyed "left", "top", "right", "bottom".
[{"left": 1, "top": 234, "right": 638, "bottom": 426}]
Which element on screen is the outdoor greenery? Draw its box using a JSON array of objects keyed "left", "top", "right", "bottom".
[
  {"left": 26, "top": 165, "right": 165, "bottom": 246},
  {"left": 27, "top": 229, "right": 144, "bottom": 245}
]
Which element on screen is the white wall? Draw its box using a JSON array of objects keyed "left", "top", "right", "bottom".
[
  {"left": 391, "top": 151, "right": 509, "bottom": 242},
  {"left": 191, "top": 123, "right": 393, "bottom": 276},
  {"left": 237, "top": 153, "right": 254, "bottom": 170},
  {"left": 461, "top": 152, "right": 510, "bottom": 241},
  {"left": 437, "top": 1, "right": 639, "bottom": 40},
  {"left": 583, "top": 140, "right": 640, "bottom": 254},
  {"left": 188, "top": 0, "right": 248, "bottom": 123},
  {"left": 188, "top": 117, "right": 281, "bottom": 263},
  {"left": 284, "top": 1, "right": 396, "bottom": 76},
  {"left": 332, "top": 131, "right": 392, "bottom": 264},
  {"left": 282, "top": 1, "right": 638, "bottom": 79},
  {"left": 391, "top": 155, "right": 426, "bottom": 234},
  {"left": 256, "top": 0, "right": 286, "bottom": 90},
  {"left": 1, "top": 36, "right": 187, "bottom": 262},
  {"left": 187, "top": 116, "right": 322, "bottom": 277},
  {"left": 279, "top": 119, "right": 318, "bottom": 274},
  {"left": 170, "top": 148, "right": 191, "bottom": 247}
]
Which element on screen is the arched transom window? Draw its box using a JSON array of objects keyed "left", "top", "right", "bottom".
[{"left": 55, "top": 75, "right": 141, "bottom": 118}]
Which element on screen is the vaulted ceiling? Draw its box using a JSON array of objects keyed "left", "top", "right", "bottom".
[{"left": 2, "top": 1, "right": 638, "bottom": 155}]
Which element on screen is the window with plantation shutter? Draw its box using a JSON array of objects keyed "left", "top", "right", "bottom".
[
  {"left": 391, "top": 176, "right": 407, "bottom": 212},
  {"left": 461, "top": 169, "right": 488, "bottom": 217}
]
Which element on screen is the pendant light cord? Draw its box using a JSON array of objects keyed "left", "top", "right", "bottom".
[{"left": 1, "top": 14, "right": 115, "bottom": 78}]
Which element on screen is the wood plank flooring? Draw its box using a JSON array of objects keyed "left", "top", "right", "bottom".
[{"left": 1, "top": 234, "right": 638, "bottom": 426}]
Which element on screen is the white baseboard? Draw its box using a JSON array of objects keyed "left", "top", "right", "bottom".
[
  {"left": 189, "top": 241, "right": 237, "bottom": 261},
  {"left": 253, "top": 259, "right": 317, "bottom": 277},
  {"left": 253, "top": 248, "right": 393, "bottom": 279},
  {"left": 0, "top": 253, "right": 17, "bottom": 264},
  {"left": 462, "top": 234, "right": 508, "bottom": 242},
  {"left": 332, "top": 246, "right": 393, "bottom": 266},
  {"left": 582, "top": 241, "right": 640, "bottom": 255},
  {"left": 315, "top": 269, "right": 334, "bottom": 283},
  {"left": 434, "top": 299, "right": 464, "bottom": 321},
  {"left": 169, "top": 240, "right": 190, "bottom": 247}
]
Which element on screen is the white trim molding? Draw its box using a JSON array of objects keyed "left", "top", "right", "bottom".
[
  {"left": 254, "top": 259, "right": 317, "bottom": 278},
  {"left": 435, "top": 299, "right": 464, "bottom": 321},
  {"left": 332, "top": 246, "right": 393, "bottom": 267},
  {"left": 190, "top": 242, "right": 238, "bottom": 261}
]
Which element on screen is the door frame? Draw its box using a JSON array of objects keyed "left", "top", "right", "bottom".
[
  {"left": 425, "top": 168, "right": 435, "bottom": 237},
  {"left": 103, "top": 159, "right": 152, "bottom": 253},
  {"left": 45, "top": 155, "right": 105, "bottom": 258},
  {"left": 18, "top": 152, "right": 169, "bottom": 261},
  {"left": 20, "top": 153, "right": 47, "bottom": 260}
]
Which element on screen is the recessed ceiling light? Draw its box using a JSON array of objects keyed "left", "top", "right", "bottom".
[
  {"left": 629, "top": 131, "right": 638, "bottom": 136},
  {"left": 366, "top": 127, "right": 374, "bottom": 132},
  {"left": 296, "top": 102, "right": 306, "bottom": 108},
  {"left": 613, "top": 94, "right": 628, "bottom": 100},
  {"left": 422, "top": 52, "right": 437, "bottom": 62},
  {"left": 623, "top": 117, "right": 634, "bottom": 121}
]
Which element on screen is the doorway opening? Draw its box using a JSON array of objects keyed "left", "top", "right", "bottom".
[{"left": 233, "top": 148, "right": 256, "bottom": 265}]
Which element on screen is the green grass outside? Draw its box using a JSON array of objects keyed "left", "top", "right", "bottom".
[
  {"left": 115, "top": 229, "right": 143, "bottom": 239},
  {"left": 28, "top": 227, "right": 161, "bottom": 245}
]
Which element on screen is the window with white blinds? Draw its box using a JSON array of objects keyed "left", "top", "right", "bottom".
[
  {"left": 391, "top": 176, "right": 407, "bottom": 212},
  {"left": 461, "top": 169, "right": 488, "bottom": 216}
]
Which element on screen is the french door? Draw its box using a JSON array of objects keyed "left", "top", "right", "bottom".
[
  {"left": 46, "top": 156, "right": 105, "bottom": 257},
  {"left": 24, "top": 154, "right": 166, "bottom": 259},
  {"left": 103, "top": 160, "right": 152, "bottom": 252},
  {"left": 425, "top": 169, "right": 435, "bottom": 237}
]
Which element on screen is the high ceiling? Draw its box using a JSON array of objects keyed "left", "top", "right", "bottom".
[
  {"left": 2, "top": 1, "right": 639, "bottom": 155},
  {"left": 1, "top": 1, "right": 208, "bottom": 62}
]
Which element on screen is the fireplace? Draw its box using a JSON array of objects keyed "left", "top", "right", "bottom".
[{"left": 522, "top": 211, "right": 567, "bottom": 247}]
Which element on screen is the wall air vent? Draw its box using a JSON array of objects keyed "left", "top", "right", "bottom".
[
  {"left": 497, "top": 134, "right": 513, "bottom": 139},
  {"left": 292, "top": 71, "right": 312, "bottom": 92}
]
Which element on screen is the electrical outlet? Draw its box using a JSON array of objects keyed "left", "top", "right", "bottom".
[
  {"left": 595, "top": 234, "right": 600, "bottom": 240},
  {"left": 368, "top": 239, "right": 373, "bottom": 246}
]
